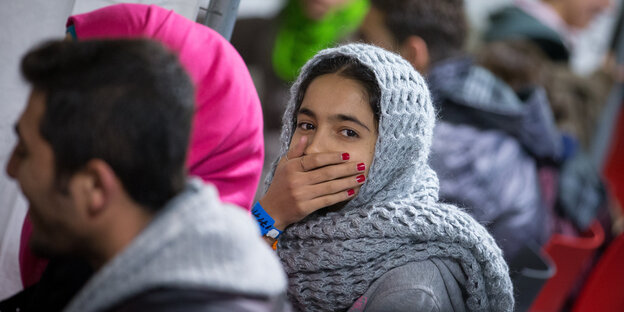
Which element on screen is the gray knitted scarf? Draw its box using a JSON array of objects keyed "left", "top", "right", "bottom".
[{"left": 265, "top": 44, "right": 514, "bottom": 312}]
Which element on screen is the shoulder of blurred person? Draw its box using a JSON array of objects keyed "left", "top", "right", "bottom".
[
  {"left": 427, "top": 56, "right": 562, "bottom": 261},
  {"left": 106, "top": 288, "right": 290, "bottom": 312},
  {"left": 1, "top": 182, "right": 290, "bottom": 312},
  {"left": 64, "top": 179, "right": 289, "bottom": 312},
  {"left": 431, "top": 119, "right": 552, "bottom": 261}
]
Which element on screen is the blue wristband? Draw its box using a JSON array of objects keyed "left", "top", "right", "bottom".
[
  {"left": 66, "top": 25, "right": 77, "bottom": 40},
  {"left": 251, "top": 202, "right": 282, "bottom": 239}
]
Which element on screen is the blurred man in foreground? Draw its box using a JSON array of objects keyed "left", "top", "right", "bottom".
[{"left": 2, "top": 39, "right": 286, "bottom": 312}]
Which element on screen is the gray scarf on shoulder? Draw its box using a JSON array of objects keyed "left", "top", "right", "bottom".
[{"left": 266, "top": 44, "right": 514, "bottom": 312}]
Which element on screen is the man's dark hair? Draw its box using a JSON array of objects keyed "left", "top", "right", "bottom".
[
  {"left": 371, "top": 0, "right": 467, "bottom": 64},
  {"left": 21, "top": 39, "right": 195, "bottom": 211},
  {"left": 294, "top": 55, "right": 381, "bottom": 129}
]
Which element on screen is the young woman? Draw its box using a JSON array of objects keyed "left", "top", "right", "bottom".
[{"left": 254, "top": 44, "right": 515, "bottom": 311}]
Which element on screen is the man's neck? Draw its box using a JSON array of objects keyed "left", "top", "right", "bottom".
[{"left": 86, "top": 202, "right": 155, "bottom": 270}]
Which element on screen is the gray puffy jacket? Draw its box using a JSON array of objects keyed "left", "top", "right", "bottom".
[{"left": 427, "top": 57, "right": 562, "bottom": 261}]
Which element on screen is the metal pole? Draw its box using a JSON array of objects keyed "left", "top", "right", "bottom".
[{"left": 199, "top": 0, "right": 241, "bottom": 41}]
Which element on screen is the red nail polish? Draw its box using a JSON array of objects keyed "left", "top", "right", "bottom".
[
  {"left": 357, "top": 163, "right": 365, "bottom": 171},
  {"left": 342, "top": 153, "right": 350, "bottom": 160},
  {"left": 356, "top": 175, "right": 365, "bottom": 183},
  {"left": 347, "top": 189, "right": 355, "bottom": 196}
]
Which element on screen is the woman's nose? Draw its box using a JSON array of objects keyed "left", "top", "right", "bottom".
[{"left": 304, "top": 131, "right": 327, "bottom": 155}]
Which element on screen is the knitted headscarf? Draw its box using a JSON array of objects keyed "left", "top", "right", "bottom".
[{"left": 266, "top": 44, "right": 514, "bottom": 311}]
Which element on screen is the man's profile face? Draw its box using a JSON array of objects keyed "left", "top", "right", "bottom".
[{"left": 6, "top": 90, "right": 85, "bottom": 257}]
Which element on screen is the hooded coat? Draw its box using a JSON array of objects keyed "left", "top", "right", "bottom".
[{"left": 266, "top": 44, "right": 514, "bottom": 312}]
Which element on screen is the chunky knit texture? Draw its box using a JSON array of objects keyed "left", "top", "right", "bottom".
[{"left": 265, "top": 44, "right": 514, "bottom": 311}]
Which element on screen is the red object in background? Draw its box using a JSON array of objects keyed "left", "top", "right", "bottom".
[
  {"left": 529, "top": 220, "right": 605, "bottom": 312},
  {"left": 603, "top": 104, "right": 624, "bottom": 212},
  {"left": 573, "top": 233, "right": 624, "bottom": 312},
  {"left": 19, "top": 216, "right": 48, "bottom": 288}
]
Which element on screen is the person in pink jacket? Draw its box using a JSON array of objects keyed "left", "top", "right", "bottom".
[
  {"left": 18, "top": 3, "right": 264, "bottom": 291},
  {"left": 67, "top": 3, "right": 264, "bottom": 209}
]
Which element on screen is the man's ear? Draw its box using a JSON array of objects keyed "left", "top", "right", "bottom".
[
  {"left": 80, "top": 159, "right": 120, "bottom": 216},
  {"left": 399, "top": 35, "right": 430, "bottom": 74}
]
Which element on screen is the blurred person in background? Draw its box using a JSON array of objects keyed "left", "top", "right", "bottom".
[
  {"left": 1, "top": 38, "right": 286, "bottom": 312},
  {"left": 231, "top": 0, "right": 369, "bottom": 131},
  {"left": 484, "top": 0, "right": 611, "bottom": 63},
  {"left": 477, "top": 40, "right": 616, "bottom": 238},
  {"left": 482, "top": 0, "right": 620, "bottom": 239},
  {"left": 355, "top": 0, "right": 563, "bottom": 261},
  {"left": 477, "top": 40, "right": 612, "bottom": 153}
]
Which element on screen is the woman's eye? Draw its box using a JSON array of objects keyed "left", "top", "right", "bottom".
[
  {"left": 298, "top": 122, "right": 315, "bottom": 131},
  {"left": 340, "top": 129, "right": 359, "bottom": 138}
]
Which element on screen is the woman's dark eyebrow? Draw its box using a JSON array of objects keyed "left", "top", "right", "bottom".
[
  {"left": 298, "top": 107, "right": 316, "bottom": 119},
  {"left": 298, "top": 108, "right": 371, "bottom": 132},
  {"left": 334, "top": 114, "right": 371, "bottom": 132}
]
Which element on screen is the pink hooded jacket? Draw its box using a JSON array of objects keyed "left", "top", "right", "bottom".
[
  {"left": 19, "top": 3, "right": 264, "bottom": 289},
  {"left": 68, "top": 3, "right": 265, "bottom": 210}
]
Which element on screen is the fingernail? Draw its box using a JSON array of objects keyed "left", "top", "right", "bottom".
[
  {"left": 357, "top": 163, "right": 365, "bottom": 171},
  {"left": 342, "top": 153, "right": 350, "bottom": 160},
  {"left": 356, "top": 175, "right": 366, "bottom": 183},
  {"left": 347, "top": 189, "right": 355, "bottom": 196}
]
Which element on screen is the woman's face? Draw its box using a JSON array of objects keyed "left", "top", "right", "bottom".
[{"left": 290, "top": 73, "right": 378, "bottom": 178}]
